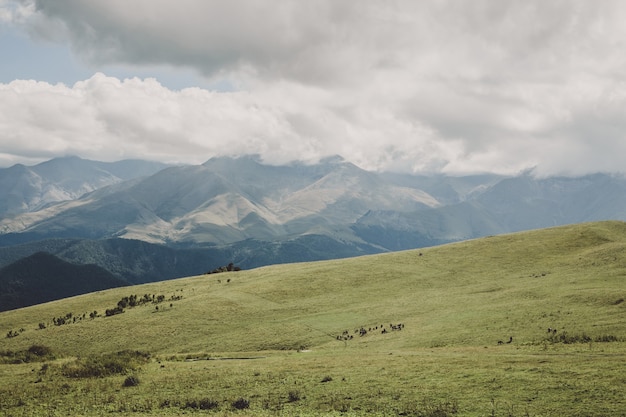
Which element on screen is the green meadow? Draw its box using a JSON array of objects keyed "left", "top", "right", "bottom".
[{"left": 1, "top": 221, "right": 625, "bottom": 416}]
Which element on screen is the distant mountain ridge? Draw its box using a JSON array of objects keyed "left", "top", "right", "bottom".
[
  {"left": 1, "top": 156, "right": 626, "bottom": 312},
  {"left": 0, "top": 155, "right": 442, "bottom": 245},
  {"left": 0, "top": 156, "right": 169, "bottom": 216},
  {"left": 1, "top": 156, "right": 626, "bottom": 251}
]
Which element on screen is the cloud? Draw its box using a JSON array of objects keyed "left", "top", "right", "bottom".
[
  {"left": 3, "top": 1, "right": 626, "bottom": 175},
  {"left": 0, "top": 0, "right": 34, "bottom": 23},
  {"left": 0, "top": 74, "right": 461, "bottom": 170}
]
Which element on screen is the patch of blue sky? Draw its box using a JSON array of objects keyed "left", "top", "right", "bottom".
[
  {"left": 0, "top": 25, "right": 91, "bottom": 85},
  {"left": 1, "top": 25, "right": 236, "bottom": 92}
]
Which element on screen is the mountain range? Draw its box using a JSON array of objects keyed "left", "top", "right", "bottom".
[{"left": 1, "top": 155, "right": 626, "bottom": 310}]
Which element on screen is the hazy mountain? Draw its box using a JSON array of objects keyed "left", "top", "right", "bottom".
[
  {"left": 1, "top": 156, "right": 626, "bottom": 285},
  {"left": 0, "top": 156, "right": 170, "bottom": 216},
  {"left": 2, "top": 156, "right": 626, "bottom": 310},
  {"left": 353, "top": 172, "right": 626, "bottom": 246},
  {"left": 379, "top": 172, "right": 505, "bottom": 205},
  {"left": 0, "top": 251, "right": 127, "bottom": 312},
  {"left": 0, "top": 156, "right": 440, "bottom": 245}
]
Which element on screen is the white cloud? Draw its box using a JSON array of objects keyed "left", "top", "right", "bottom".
[
  {"left": 0, "top": 0, "right": 34, "bottom": 23},
  {"left": 2, "top": 1, "right": 626, "bottom": 175}
]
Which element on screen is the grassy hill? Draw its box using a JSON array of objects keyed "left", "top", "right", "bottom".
[{"left": 1, "top": 221, "right": 625, "bottom": 416}]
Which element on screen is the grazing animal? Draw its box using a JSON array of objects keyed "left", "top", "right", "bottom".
[{"left": 506, "top": 336, "right": 513, "bottom": 344}]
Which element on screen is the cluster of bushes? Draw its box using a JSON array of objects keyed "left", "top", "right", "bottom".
[
  {"left": 0, "top": 344, "right": 55, "bottom": 364},
  {"left": 35, "top": 311, "right": 99, "bottom": 331},
  {"left": 5, "top": 328, "right": 24, "bottom": 338},
  {"left": 205, "top": 262, "right": 241, "bottom": 274},
  {"left": 106, "top": 294, "right": 152, "bottom": 316},
  {"left": 52, "top": 312, "right": 78, "bottom": 326},
  {"left": 104, "top": 293, "right": 183, "bottom": 317},
  {"left": 105, "top": 306, "right": 125, "bottom": 317},
  {"left": 62, "top": 350, "right": 150, "bottom": 378}
]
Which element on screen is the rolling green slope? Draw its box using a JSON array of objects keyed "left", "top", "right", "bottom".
[
  {"left": 1, "top": 220, "right": 625, "bottom": 416},
  {"left": 3, "top": 220, "right": 625, "bottom": 355}
]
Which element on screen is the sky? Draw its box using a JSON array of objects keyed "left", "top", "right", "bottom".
[{"left": 2, "top": 0, "right": 626, "bottom": 176}]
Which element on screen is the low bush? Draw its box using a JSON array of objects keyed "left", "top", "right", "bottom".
[
  {"left": 28, "top": 344, "right": 54, "bottom": 357},
  {"left": 0, "top": 344, "right": 55, "bottom": 364},
  {"left": 232, "top": 397, "right": 250, "bottom": 410},
  {"left": 123, "top": 375, "right": 140, "bottom": 387},
  {"left": 184, "top": 398, "right": 219, "bottom": 410},
  {"left": 288, "top": 390, "right": 302, "bottom": 402},
  {"left": 105, "top": 306, "right": 124, "bottom": 317},
  {"left": 62, "top": 350, "right": 150, "bottom": 378},
  {"left": 547, "top": 332, "right": 623, "bottom": 344}
]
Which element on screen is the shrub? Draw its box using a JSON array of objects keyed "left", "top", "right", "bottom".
[
  {"left": 232, "top": 397, "right": 250, "bottom": 410},
  {"left": 184, "top": 398, "right": 220, "bottom": 410},
  {"left": 27, "top": 344, "right": 54, "bottom": 358},
  {"left": 123, "top": 375, "right": 140, "bottom": 387},
  {"left": 321, "top": 375, "right": 333, "bottom": 383},
  {"left": 0, "top": 345, "right": 55, "bottom": 364},
  {"left": 105, "top": 306, "right": 124, "bottom": 317},
  {"left": 288, "top": 390, "right": 302, "bottom": 402}
]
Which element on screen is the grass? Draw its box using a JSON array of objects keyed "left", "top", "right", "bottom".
[{"left": 0, "top": 220, "right": 625, "bottom": 415}]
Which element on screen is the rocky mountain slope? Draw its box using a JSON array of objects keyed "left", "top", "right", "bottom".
[
  {"left": 0, "top": 156, "right": 169, "bottom": 216},
  {"left": 1, "top": 156, "right": 626, "bottom": 309},
  {"left": 0, "top": 155, "right": 441, "bottom": 245}
]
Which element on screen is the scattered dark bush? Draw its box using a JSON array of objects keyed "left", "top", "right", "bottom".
[
  {"left": 28, "top": 344, "right": 53, "bottom": 357},
  {"left": 123, "top": 375, "right": 140, "bottom": 387},
  {"left": 105, "top": 306, "right": 124, "bottom": 317},
  {"left": 321, "top": 375, "right": 333, "bottom": 383},
  {"left": 199, "top": 398, "right": 219, "bottom": 410},
  {"left": 118, "top": 297, "right": 129, "bottom": 309},
  {"left": 0, "top": 345, "right": 55, "bottom": 364},
  {"left": 288, "top": 390, "right": 302, "bottom": 402},
  {"left": 232, "top": 397, "right": 250, "bottom": 410},
  {"left": 206, "top": 262, "right": 242, "bottom": 274}
]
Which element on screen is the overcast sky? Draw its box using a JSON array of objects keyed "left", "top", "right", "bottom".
[{"left": 1, "top": 0, "right": 626, "bottom": 176}]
